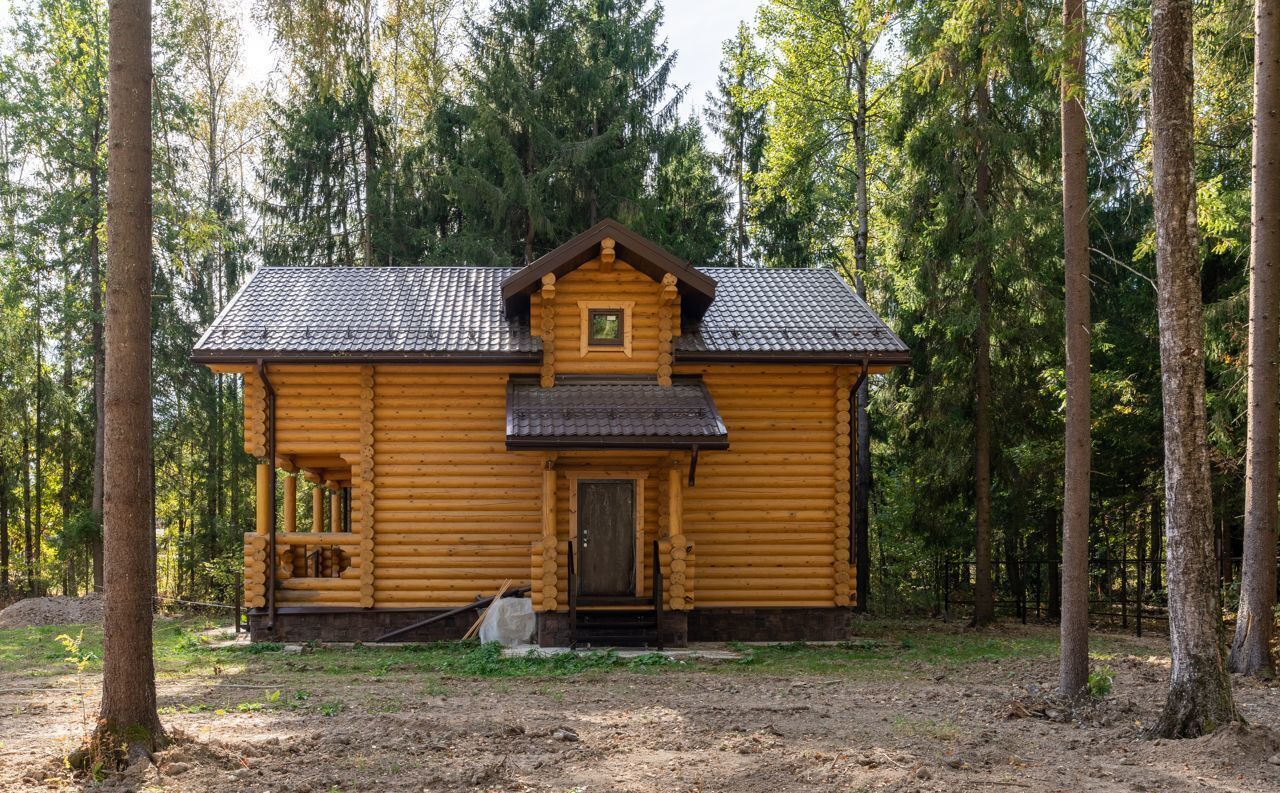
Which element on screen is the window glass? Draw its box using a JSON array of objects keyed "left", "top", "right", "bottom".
[{"left": 588, "top": 309, "right": 623, "bottom": 345}]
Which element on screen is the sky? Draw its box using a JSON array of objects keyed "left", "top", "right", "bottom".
[{"left": 0, "top": 0, "right": 765, "bottom": 126}]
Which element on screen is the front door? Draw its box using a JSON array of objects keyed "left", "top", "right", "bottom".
[{"left": 577, "top": 480, "right": 636, "bottom": 597}]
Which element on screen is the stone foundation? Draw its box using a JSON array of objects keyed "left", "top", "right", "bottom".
[
  {"left": 687, "top": 607, "right": 853, "bottom": 642},
  {"left": 249, "top": 605, "right": 851, "bottom": 644},
  {"left": 248, "top": 607, "right": 479, "bottom": 643}
]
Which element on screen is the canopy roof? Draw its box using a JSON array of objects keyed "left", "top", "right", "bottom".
[{"left": 506, "top": 376, "right": 729, "bottom": 450}]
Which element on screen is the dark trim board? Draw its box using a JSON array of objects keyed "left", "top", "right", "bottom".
[{"left": 249, "top": 606, "right": 854, "bottom": 645}]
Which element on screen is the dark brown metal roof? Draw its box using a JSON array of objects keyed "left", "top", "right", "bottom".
[
  {"left": 191, "top": 263, "right": 908, "bottom": 365},
  {"left": 506, "top": 376, "right": 729, "bottom": 450},
  {"left": 499, "top": 219, "right": 718, "bottom": 320}
]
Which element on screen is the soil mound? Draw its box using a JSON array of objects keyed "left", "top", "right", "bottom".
[{"left": 0, "top": 593, "right": 104, "bottom": 628}]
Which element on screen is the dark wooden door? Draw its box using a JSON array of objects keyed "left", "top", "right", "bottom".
[{"left": 577, "top": 480, "right": 636, "bottom": 596}]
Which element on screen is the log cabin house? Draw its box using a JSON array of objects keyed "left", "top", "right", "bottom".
[{"left": 193, "top": 220, "right": 908, "bottom": 646}]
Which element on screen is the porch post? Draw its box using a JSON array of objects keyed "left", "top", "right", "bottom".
[
  {"left": 535, "top": 459, "right": 559, "bottom": 611},
  {"left": 283, "top": 473, "right": 297, "bottom": 533},
  {"left": 311, "top": 481, "right": 324, "bottom": 533},
  {"left": 329, "top": 485, "right": 342, "bottom": 533},
  {"left": 667, "top": 462, "right": 691, "bottom": 611},
  {"left": 255, "top": 463, "right": 270, "bottom": 535}
]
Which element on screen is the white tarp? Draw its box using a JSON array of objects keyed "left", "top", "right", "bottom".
[{"left": 478, "top": 596, "right": 536, "bottom": 646}]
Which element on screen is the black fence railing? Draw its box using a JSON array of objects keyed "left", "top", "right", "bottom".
[{"left": 936, "top": 554, "right": 1280, "bottom": 637}]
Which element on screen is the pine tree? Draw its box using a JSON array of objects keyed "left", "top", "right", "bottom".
[
  {"left": 1147, "top": 0, "right": 1238, "bottom": 738},
  {"left": 91, "top": 0, "right": 165, "bottom": 761},
  {"left": 706, "top": 22, "right": 766, "bottom": 267}
]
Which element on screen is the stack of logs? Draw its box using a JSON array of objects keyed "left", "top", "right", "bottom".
[
  {"left": 243, "top": 371, "right": 267, "bottom": 459},
  {"left": 357, "top": 365, "right": 377, "bottom": 607},
  {"left": 660, "top": 463, "right": 693, "bottom": 611},
  {"left": 244, "top": 533, "right": 267, "bottom": 608},
  {"left": 833, "top": 368, "right": 853, "bottom": 607},
  {"left": 657, "top": 273, "right": 677, "bottom": 387},
  {"left": 530, "top": 463, "right": 562, "bottom": 611},
  {"left": 539, "top": 273, "right": 557, "bottom": 387}
]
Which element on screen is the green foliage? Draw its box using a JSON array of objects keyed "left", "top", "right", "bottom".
[
  {"left": 1087, "top": 666, "right": 1114, "bottom": 699},
  {"left": 54, "top": 629, "right": 96, "bottom": 671}
]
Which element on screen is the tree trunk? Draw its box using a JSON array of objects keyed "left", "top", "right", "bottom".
[
  {"left": 972, "top": 79, "right": 996, "bottom": 627},
  {"left": 1150, "top": 489, "right": 1163, "bottom": 592},
  {"left": 1059, "top": 0, "right": 1092, "bottom": 698},
  {"left": 33, "top": 275, "right": 43, "bottom": 595},
  {"left": 61, "top": 257, "right": 74, "bottom": 597},
  {"left": 91, "top": 167, "right": 105, "bottom": 592},
  {"left": 1229, "top": 0, "right": 1279, "bottom": 678},
  {"left": 1148, "top": 0, "right": 1238, "bottom": 736},
  {"left": 91, "top": 0, "right": 164, "bottom": 761},
  {"left": 853, "top": 42, "right": 873, "bottom": 615},
  {"left": 1, "top": 463, "right": 9, "bottom": 595},
  {"left": 22, "top": 424, "right": 32, "bottom": 594}
]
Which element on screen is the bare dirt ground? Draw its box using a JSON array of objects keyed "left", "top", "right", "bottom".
[{"left": 2, "top": 623, "right": 1278, "bottom": 792}]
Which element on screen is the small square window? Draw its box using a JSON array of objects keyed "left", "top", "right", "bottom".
[{"left": 588, "top": 308, "right": 624, "bottom": 346}]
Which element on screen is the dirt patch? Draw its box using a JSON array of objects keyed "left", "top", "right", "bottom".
[
  {"left": 2, "top": 625, "right": 1278, "bottom": 792},
  {"left": 0, "top": 593, "right": 103, "bottom": 628}
]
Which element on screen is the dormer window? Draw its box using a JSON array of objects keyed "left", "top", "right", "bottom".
[
  {"left": 578, "top": 300, "right": 634, "bottom": 356},
  {"left": 588, "top": 308, "right": 624, "bottom": 346}
]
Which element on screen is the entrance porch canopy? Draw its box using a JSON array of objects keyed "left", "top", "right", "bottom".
[{"left": 505, "top": 376, "right": 729, "bottom": 451}]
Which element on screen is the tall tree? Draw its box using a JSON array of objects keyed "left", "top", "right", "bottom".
[
  {"left": 1147, "top": 0, "right": 1238, "bottom": 737},
  {"left": 756, "top": 0, "right": 895, "bottom": 611},
  {"left": 92, "top": 0, "right": 163, "bottom": 761},
  {"left": 1058, "top": 0, "right": 1091, "bottom": 697},
  {"left": 1228, "top": 0, "right": 1279, "bottom": 678},
  {"left": 706, "top": 22, "right": 766, "bottom": 267}
]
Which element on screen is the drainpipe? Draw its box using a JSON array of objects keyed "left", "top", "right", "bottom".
[
  {"left": 257, "top": 359, "right": 278, "bottom": 630},
  {"left": 851, "top": 358, "right": 869, "bottom": 609}
]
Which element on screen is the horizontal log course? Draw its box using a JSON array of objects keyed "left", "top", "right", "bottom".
[
  {"left": 275, "top": 532, "right": 361, "bottom": 546},
  {"left": 279, "top": 577, "right": 361, "bottom": 591}
]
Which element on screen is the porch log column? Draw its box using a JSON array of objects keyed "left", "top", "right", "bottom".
[
  {"left": 357, "top": 365, "right": 376, "bottom": 608},
  {"left": 255, "top": 463, "right": 270, "bottom": 535},
  {"left": 833, "top": 369, "right": 854, "bottom": 606},
  {"left": 311, "top": 482, "right": 325, "bottom": 578},
  {"left": 283, "top": 473, "right": 297, "bottom": 532},
  {"left": 534, "top": 460, "right": 559, "bottom": 612},
  {"left": 667, "top": 462, "right": 692, "bottom": 611},
  {"left": 657, "top": 273, "right": 677, "bottom": 386},
  {"left": 276, "top": 472, "right": 297, "bottom": 581},
  {"left": 539, "top": 274, "right": 557, "bottom": 387}
]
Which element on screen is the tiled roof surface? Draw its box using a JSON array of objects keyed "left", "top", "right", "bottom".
[
  {"left": 193, "top": 264, "right": 907, "bottom": 361},
  {"left": 679, "top": 268, "right": 908, "bottom": 356},
  {"left": 195, "top": 266, "right": 536, "bottom": 357},
  {"left": 507, "top": 377, "right": 728, "bottom": 448}
]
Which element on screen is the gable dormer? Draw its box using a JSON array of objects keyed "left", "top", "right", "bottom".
[{"left": 501, "top": 220, "right": 717, "bottom": 386}]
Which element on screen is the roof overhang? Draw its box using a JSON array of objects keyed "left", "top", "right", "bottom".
[
  {"left": 500, "top": 219, "right": 717, "bottom": 321},
  {"left": 505, "top": 375, "right": 729, "bottom": 451}
]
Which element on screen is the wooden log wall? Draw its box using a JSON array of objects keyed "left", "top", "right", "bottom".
[
  {"left": 673, "top": 364, "right": 841, "bottom": 608},
  {"left": 371, "top": 366, "right": 542, "bottom": 606},
  {"left": 236, "top": 357, "right": 851, "bottom": 611},
  {"left": 531, "top": 257, "right": 673, "bottom": 377}
]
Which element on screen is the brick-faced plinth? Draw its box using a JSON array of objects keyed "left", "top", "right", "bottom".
[
  {"left": 535, "top": 611, "right": 689, "bottom": 648},
  {"left": 687, "top": 607, "right": 853, "bottom": 642},
  {"left": 247, "top": 606, "right": 847, "bottom": 644},
  {"left": 248, "top": 607, "right": 479, "bottom": 643}
]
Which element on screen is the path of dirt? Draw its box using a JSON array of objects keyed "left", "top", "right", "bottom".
[{"left": 2, "top": 627, "right": 1278, "bottom": 792}]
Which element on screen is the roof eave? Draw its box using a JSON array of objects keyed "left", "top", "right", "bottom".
[
  {"left": 190, "top": 350, "right": 544, "bottom": 366},
  {"left": 505, "top": 436, "right": 730, "bottom": 451},
  {"left": 673, "top": 350, "right": 912, "bottom": 365}
]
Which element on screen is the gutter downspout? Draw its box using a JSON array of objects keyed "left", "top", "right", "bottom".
[
  {"left": 257, "top": 359, "right": 278, "bottom": 630},
  {"left": 851, "top": 358, "right": 869, "bottom": 607}
]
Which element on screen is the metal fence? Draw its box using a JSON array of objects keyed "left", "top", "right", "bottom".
[{"left": 937, "top": 555, "right": 1279, "bottom": 637}]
